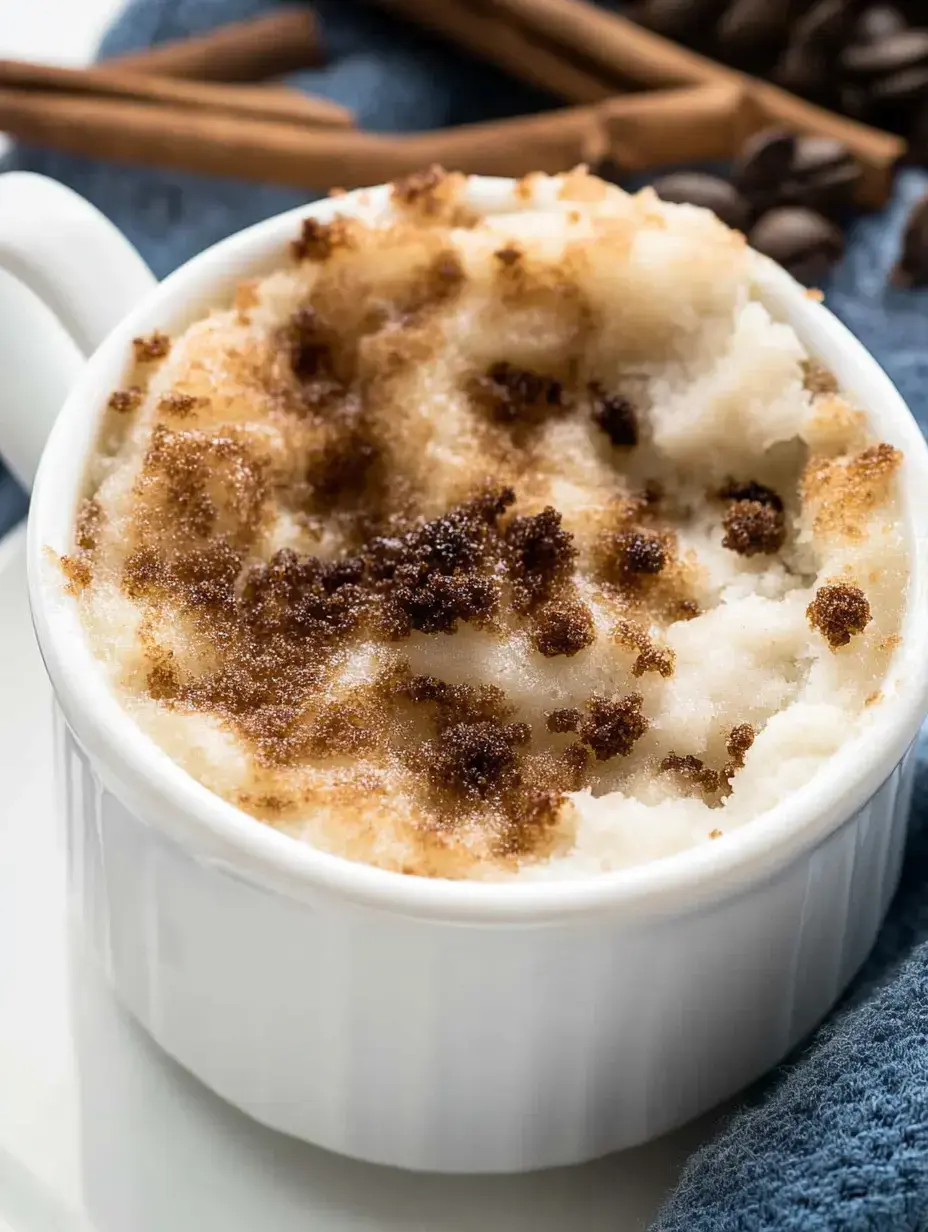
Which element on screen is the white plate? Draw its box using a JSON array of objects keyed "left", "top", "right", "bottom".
[{"left": 0, "top": 523, "right": 732, "bottom": 1231}]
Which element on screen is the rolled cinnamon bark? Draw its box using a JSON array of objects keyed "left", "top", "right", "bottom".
[
  {"left": 373, "top": 0, "right": 615, "bottom": 103},
  {"left": 105, "top": 8, "right": 323, "bottom": 81},
  {"left": 0, "top": 59, "right": 352, "bottom": 128},
  {"left": 376, "top": 0, "right": 904, "bottom": 207},
  {"left": 0, "top": 84, "right": 740, "bottom": 190}
]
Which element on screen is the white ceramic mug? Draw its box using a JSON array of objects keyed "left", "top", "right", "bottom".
[{"left": 2, "top": 170, "right": 928, "bottom": 1174}]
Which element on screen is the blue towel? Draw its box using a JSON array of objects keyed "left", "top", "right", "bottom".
[{"left": 3, "top": 3, "right": 928, "bottom": 1227}]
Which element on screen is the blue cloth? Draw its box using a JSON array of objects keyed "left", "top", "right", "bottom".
[{"left": 3, "top": 3, "right": 928, "bottom": 1227}]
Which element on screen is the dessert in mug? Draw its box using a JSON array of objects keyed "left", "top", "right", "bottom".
[{"left": 61, "top": 169, "right": 907, "bottom": 880}]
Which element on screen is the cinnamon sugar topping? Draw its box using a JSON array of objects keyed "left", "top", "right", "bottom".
[
  {"left": 613, "top": 619, "right": 675, "bottom": 678},
  {"left": 803, "top": 444, "right": 902, "bottom": 540},
  {"left": 590, "top": 384, "right": 638, "bottom": 447},
  {"left": 579, "top": 694, "right": 648, "bottom": 761},
  {"left": 108, "top": 387, "right": 143, "bottom": 414},
  {"left": 494, "top": 244, "right": 522, "bottom": 267},
  {"left": 291, "top": 215, "right": 356, "bottom": 262},
  {"left": 158, "top": 392, "right": 203, "bottom": 419},
  {"left": 132, "top": 331, "right": 171, "bottom": 363},
  {"left": 392, "top": 165, "right": 446, "bottom": 207},
  {"left": 719, "top": 481, "right": 785, "bottom": 556},
  {"left": 660, "top": 724, "right": 754, "bottom": 799},
  {"left": 722, "top": 501, "right": 786, "bottom": 556},
  {"left": 505, "top": 507, "right": 576, "bottom": 613},
  {"left": 726, "top": 724, "right": 755, "bottom": 766},
  {"left": 70, "top": 174, "right": 906, "bottom": 881},
  {"left": 807, "top": 583, "right": 871, "bottom": 649},
  {"left": 59, "top": 554, "right": 91, "bottom": 595},
  {"left": 533, "top": 598, "right": 595, "bottom": 658},
  {"left": 470, "top": 362, "right": 567, "bottom": 429},
  {"left": 660, "top": 753, "right": 722, "bottom": 795},
  {"left": 614, "top": 530, "right": 666, "bottom": 576},
  {"left": 802, "top": 359, "right": 839, "bottom": 396}
]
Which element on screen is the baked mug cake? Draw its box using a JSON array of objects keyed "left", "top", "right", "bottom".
[
  {"left": 8, "top": 167, "right": 926, "bottom": 1171},
  {"left": 60, "top": 166, "right": 906, "bottom": 881}
]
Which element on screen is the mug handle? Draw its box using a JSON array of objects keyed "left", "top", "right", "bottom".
[{"left": 0, "top": 172, "right": 156, "bottom": 489}]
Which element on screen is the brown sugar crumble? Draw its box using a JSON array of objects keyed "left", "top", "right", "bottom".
[
  {"left": 494, "top": 244, "right": 522, "bottom": 267},
  {"left": 660, "top": 753, "right": 722, "bottom": 795},
  {"left": 395, "top": 250, "right": 465, "bottom": 322},
  {"left": 471, "top": 362, "right": 567, "bottom": 429},
  {"left": 546, "top": 707, "right": 583, "bottom": 734},
  {"left": 532, "top": 598, "right": 596, "bottom": 658},
  {"left": 284, "top": 305, "right": 340, "bottom": 384},
  {"left": 158, "top": 391, "right": 203, "bottom": 419},
  {"left": 390, "top": 166, "right": 477, "bottom": 227},
  {"left": 722, "top": 501, "right": 786, "bottom": 556},
  {"left": 579, "top": 693, "right": 648, "bottom": 761},
  {"left": 613, "top": 619, "right": 675, "bottom": 678},
  {"left": 392, "top": 165, "right": 446, "bottom": 208},
  {"left": 726, "top": 723, "right": 755, "bottom": 767},
  {"left": 807, "top": 583, "right": 871, "bottom": 649},
  {"left": 108, "top": 386, "right": 143, "bottom": 414},
  {"left": 291, "top": 215, "right": 355, "bottom": 262},
  {"left": 613, "top": 529, "right": 666, "bottom": 577},
  {"left": 802, "top": 359, "right": 839, "bottom": 397},
  {"left": 719, "top": 481, "right": 785, "bottom": 557},
  {"left": 661, "top": 723, "right": 754, "bottom": 800},
  {"left": 505, "top": 506, "right": 577, "bottom": 613},
  {"left": 398, "top": 671, "right": 587, "bottom": 858},
  {"left": 132, "top": 331, "right": 171, "bottom": 363},
  {"left": 427, "top": 719, "right": 526, "bottom": 800},
  {"left": 370, "top": 488, "right": 514, "bottom": 637},
  {"left": 590, "top": 384, "right": 638, "bottom": 447},
  {"left": 719, "top": 480, "right": 783, "bottom": 510}
]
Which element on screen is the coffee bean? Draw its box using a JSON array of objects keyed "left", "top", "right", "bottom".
[
  {"left": 734, "top": 131, "right": 859, "bottom": 218},
  {"left": 650, "top": 172, "right": 751, "bottom": 230},
  {"left": 635, "top": 0, "right": 728, "bottom": 39},
  {"left": 870, "top": 63, "right": 928, "bottom": 103},
  {"left": 839, "top": 83, "right": 872, "bottom": 118},
  {"left": 841, "top": 29, "right": 928, "bottom": 76},
  {"left": 732, "top": 130, "right": 796, "bottom": 203},
  {"left": 853, "top": 6, "right": 908, "bottom": 44},
  {"left": 716, "top": 0, "right": 793, "bottom": 61},
  {"left": 784, "top": 136, "right": 861, "bottom": 215},
  {"left": 790, "top": 136, "right": 853, "bottom": 179},
  {"left": 771, "top": 0, "right": 856, "bottom": 106},
  {"left": 791, "top": 0, "right": 856, "bottom": 50},
  {"left": 892, "top": 193, "right": 928, "bottom": 286},
  {"left": 773, "top": 42, "right": 832, "bottom": 100},
  {"left": 749, "top": 207, "right": 845, "bottom": 284}
]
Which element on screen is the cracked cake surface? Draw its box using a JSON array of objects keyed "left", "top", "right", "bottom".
[{"left": 63, "top": 169, "right": 907, "bottom": 880}]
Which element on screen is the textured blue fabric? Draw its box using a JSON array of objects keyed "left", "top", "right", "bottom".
[{"left": 2, "top": 3, "right": 928, "bottom": 1228}]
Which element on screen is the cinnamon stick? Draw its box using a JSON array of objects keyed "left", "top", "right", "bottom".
[
  {"left": 376, "top": 0, "right": 904, "bottom": 207},
  {"left": 104, "top": 8, "right": 323, "bottom": 81},
  {"left": 0, "top": 59, "right": 352, "bottom": 129},
  {"left": 373, "top": 0, "right": 614, "bottom": 104},
  {"left": 0, "top": 84, "right": 740, "bottom": 190}
]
